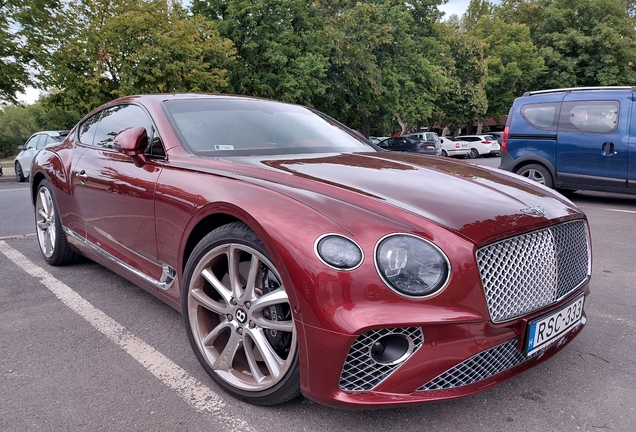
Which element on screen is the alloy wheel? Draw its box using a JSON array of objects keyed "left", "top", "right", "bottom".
[
  {"left": 35, "top": 186, "right": 57, "bottom": 258},
  {"left": 187, "top": 242, "right": 297, "bottom": 392}
]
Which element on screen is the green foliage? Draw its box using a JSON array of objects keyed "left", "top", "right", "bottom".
[
  {"left": 0, "top": 100, "right": 80, "bottom": 158},
  {"left": 193, "top": 0, "right": 329, "bottom": 105},
  {"left": 472, "top": 17, "right": 545, "bottom": 122},
  {"left": 498, "top": 0, "right": 636, "bottom": 89},
  {"left": 35, "top": 0, "right": 236, "bottom": 112},
  {"left": 432, "top": 25, "right": 488, "bottom": 131}
]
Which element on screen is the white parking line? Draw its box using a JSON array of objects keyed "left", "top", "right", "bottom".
[
  {"left": 606, "top": 208, "right": 636, "bottom": 214},
  {"left": 0, "top": 241, "right": 256, "bottom": 432}
]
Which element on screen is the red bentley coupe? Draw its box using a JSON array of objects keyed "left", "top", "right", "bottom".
[{"left": 30, "top": 94, "right": 591, "bottom": 408}]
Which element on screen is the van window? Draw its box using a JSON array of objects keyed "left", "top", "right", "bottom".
[
  {"left": 559, "top": 101, "right": 619, "bottom": 134},
  {"left": 520, "top": 103, "right": 560, "bottom": 131}
]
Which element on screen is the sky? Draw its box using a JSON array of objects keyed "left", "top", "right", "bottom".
[{"left": 14, "top": 0, "right": 470, "bottom": 105}]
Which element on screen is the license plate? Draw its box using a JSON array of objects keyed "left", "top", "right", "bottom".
[
  {"left": 526, "top": 296, "right": 584, "bottom": 356},
  {"left": 461, "top": 144, "right": 469, "bottom": 148}
]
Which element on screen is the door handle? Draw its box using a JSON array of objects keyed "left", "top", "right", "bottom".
[
  {"left": 601, "top": 142, "right": 616, "bottom": 156},
  {"left": 76, "top": 170, "right": 88, "bottom": 182}
]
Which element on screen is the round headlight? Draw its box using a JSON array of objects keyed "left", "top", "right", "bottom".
[
  {"left": 375, "top": 234, "right": 450, "bottom": 297},
  {"left": 315, "top": 234, "right": 363, "bottom": 270}
]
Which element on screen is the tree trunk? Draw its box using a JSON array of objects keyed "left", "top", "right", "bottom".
[
  {"left": 396, "top": 114, "right": 408, "bottom": 135},
  {"left": 442, "top": 127, "right": 450, "bottom": 137},
  {"left": 362, "top": 115, "right": 370, "bottom": 138},
  {"left": 476, "top": 120, "right": 484, "bottom": 135}
]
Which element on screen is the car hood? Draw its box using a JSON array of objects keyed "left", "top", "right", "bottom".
[{"left": 194, "top": 152, "right": 583, "bottom": 245}]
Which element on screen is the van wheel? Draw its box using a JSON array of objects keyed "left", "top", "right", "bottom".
[{"left": 516, "top": 164, "right": 554, "bottom": 188}]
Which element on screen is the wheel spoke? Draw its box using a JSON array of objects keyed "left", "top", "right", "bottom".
[
  {"left": 243, "top": 255, "right": 261, "bottom": 301},
  {"left": 202, "top": 320, "right": 233, "bottom": 346},
  {"left": 251, "top": 288, "right": 288, "bottom": 311},
  {"left": 228, "top": 245, "right": 243, "bottom": 300},
  {"left": 191, "top": 272, "right": 231, "bottom": 315},
  {"left": 243, "top": 337, "right": 266, "bottom": 383},
  {"left": 201, "top": 268, "right": 233, "bottom": 304},
  {"left": 245, "top": 327, "right": 283, "bottom": 381},
  {"left": 254, "top": 317, "right": 294, "bottom": 333},
  {"left": 211, "top": 329, "right": 242, "bottom": 372}
]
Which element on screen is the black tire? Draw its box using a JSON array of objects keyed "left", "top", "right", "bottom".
[
  {"left": 516, "top": 163, "right": 554, "bottom": 188},
  {"left": 35, "top": 179, "right": 78, "bottom": 265},
  {"left": 182, "top": 222, "right": 301, "bottom": 406},
  {"left": 441, "top": 149, "right": 449, "bottom": 157},
  {"left": 469, "top": 148, "right": 480, "bottom": 159},
  {"left": 15, "top": 161, "right": 25, "bottom": 182}
]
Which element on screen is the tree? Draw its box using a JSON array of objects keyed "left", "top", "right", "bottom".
[
  {"left": 192, "top": 0, "right": 329, "bottom": 106},
  {"left": 471, "top": 17, "right": 545, "bottom": 123},
  {"left": 33, "top": 0, "right": 236, "bottom": 112},
  {"left": 432, "top": 24, "right": 488, "bottom": 134},
  {"left": 498, "top": 0, "right": 636, "bottom": 89}
]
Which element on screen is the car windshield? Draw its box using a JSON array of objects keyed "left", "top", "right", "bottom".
[{"left": 163, "top": 98, "right": 375, "bottom": 156}]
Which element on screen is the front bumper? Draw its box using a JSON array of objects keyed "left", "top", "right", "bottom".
[{"left": 300, "top": 290, "right": 588, "bottom": 409}]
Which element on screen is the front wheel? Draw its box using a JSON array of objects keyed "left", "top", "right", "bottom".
[
  {"left": 516, "top": 163, "right": 554, "bottom": 188},
  {"left": 182, "top": 222, "right": 301, "bottom": 406},
  {"left": 15, "top": 161, "right": 25, "bottom": 182},
  {"left": 35, "top": 180, "right": 78, "bottom": 265}
]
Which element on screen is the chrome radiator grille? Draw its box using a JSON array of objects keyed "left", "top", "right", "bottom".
[
  {"left": 339, "top": 327, "right": 423, "bottom": 392},
  {"left": 418, "top": 338, "right": 533, "bottom": 391},
  {"left": 477, "top": 220, "right": 590, "bottom": 323}
]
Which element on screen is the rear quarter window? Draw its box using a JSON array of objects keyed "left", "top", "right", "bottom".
[
  {"left": 559, "top": 101, "right": 619, "bottom": 134},
  {"left": 520, "top": 103, "right": 560, "bottom": 131}
]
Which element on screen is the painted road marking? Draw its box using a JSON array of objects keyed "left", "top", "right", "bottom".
[
  {"left": 0, "top": 241, "right": 256, "bottom": 432},
  {"left": 606, "top": 208, "right": 636, "bottom": 214}
]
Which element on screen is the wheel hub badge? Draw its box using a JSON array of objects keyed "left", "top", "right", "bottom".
[{"left": 235, "top": 308, "right": 247, "bottom": 324}]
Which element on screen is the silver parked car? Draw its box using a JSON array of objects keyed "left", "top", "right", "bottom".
[{"left": 14, "top": 131, "right": 69, "bottom": 182}]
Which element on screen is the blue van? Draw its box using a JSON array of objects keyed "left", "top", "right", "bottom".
[{"left": 499, "top": 86, "right": 636, "bottom": 194}]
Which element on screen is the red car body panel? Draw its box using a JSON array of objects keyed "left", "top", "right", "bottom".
[{"left": 30, "top": 94, "right": 591, "bottom": 408}]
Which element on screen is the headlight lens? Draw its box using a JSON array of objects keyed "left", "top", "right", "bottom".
[
  {"left": 376, "top": 235, "right": 450, "bottom": 297},
  {"left": 316, "top": 235, "right": 363, "bottom": 270}
]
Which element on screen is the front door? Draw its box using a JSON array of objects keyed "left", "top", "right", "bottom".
[{"left": 71, "top": 104, "right": 164, "bottom": 280}]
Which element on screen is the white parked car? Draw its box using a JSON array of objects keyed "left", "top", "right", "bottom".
[
  {"left": 439, "top": 137, "right": 471, "bottom": 158},
  {"left": 14, "top": 130, "right": 69, "bottom": 182},
  {"left": 455, "top": 134, "right": 501, "bottom": 159}
]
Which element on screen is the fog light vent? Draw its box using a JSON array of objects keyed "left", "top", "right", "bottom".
[{"left": 339, "top": 327, "right": 423, "bottom": 392}]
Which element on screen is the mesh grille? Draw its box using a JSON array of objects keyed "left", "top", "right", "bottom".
[
  {"left": 477, "top": 220, "right": 589, "bottom": 323},
  {"left": 339, "top": 327, "right": 423, "bottom": 392},
  {"left": 418, "top": 339, "right": 533, "bottom": 391}
]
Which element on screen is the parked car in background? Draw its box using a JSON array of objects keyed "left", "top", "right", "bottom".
[
  {"left": 377, "top": 135, "right": 440, "bottom": 155},
  {"left": 488, "top": 131, "right": 504, "bottom": 146},
  {"left": 500, "top": 86, "right": 636, "bottom": 194},
  {"left": 439, "top": 136, "right": 471, "bottom": 158},
  {"left": 14, "top": 130, "right": 69, "bottom": 182},
  {"left": 369, "top": 136, "right": 388, "bottom": 145},
  {"left": 455, "top": 134, "right": 501, "bottom": 159},
  {"left": 30, "top": 94, "right": 591, "bottom": 408}
]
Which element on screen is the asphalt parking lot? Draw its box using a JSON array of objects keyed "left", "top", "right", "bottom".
[{"left": 1, "top": 157, "right": 635, "bottom": 431}]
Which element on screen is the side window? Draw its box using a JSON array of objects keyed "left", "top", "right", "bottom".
[
  {"left": 36, "top": 135, "right": 48, "bottom": 150},
  {"left": 426, "top": 133, "right": 438, "bottom": 142},
  {"left": 559, "top": 101, "right": 619, "bottom": 134},
  {"left": 93, "top": 105, "right": 148, "bottom": 149},
  {"left": 520, "top": 103, "right": 560, "bottom": 131},
  {"left": 44, "top": 135, "right": 58, "bottom": 145},
  {"left": 24, "top": 135, "right": 39, "bottom": 150},
  {"left": 78, "top": 113, "right": 102, "bottom": 145}
]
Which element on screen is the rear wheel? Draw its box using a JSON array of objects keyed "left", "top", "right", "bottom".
[
  {"left": 15, "top": 161, "right": 25, "bottom": 182},
  {"left": 35, "top": 180, "right": 78, "bottom": 265},
  {"left": 516, "top": 164, "right": 554, "bottom": 188},
  {"left": 469, "top": 148, "right": 480, "bottom": 159},
  {"left": 441, "top": 149, "right": 448, "bottom": 157},
  {"left": 182, "top": 222, "right": 300, "bottom": 406}
]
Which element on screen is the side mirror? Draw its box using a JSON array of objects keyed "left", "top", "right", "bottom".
[
  {"left": 114, "top": 126, "right": 148, "bottom": 167},
  {"left": 17, "top": 145, "right": 25, "bottom": 151}
]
